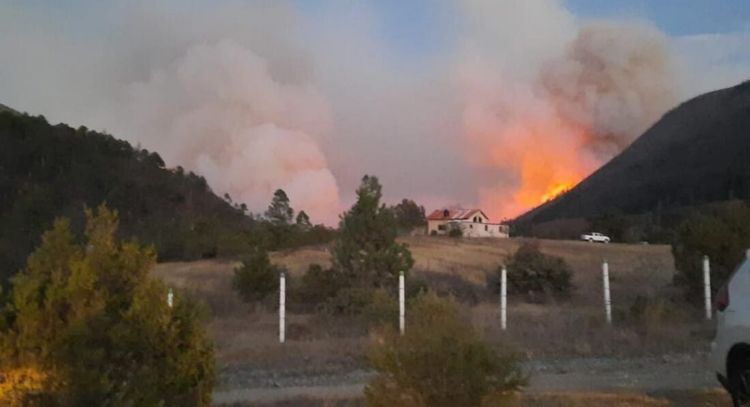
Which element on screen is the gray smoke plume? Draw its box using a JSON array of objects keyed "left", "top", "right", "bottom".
[
  {"left": 0, "top": 1, "right": 747, "bottom": 222},
  {"left": 541, "top": 21, "right": 677, "bottom": 158}
]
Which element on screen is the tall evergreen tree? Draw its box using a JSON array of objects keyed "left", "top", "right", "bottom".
[
  {"left": 332, "top": 175, "right": 414, "bottom": 289},
  {"left": 265, "top": 189, "right": 294, "bottom": 224},
  {"left": 295, "top": 210, "right": 312, "bottom": 229},
  {"left": 0, "top": 205, "right": 214, "bottom": 405}
]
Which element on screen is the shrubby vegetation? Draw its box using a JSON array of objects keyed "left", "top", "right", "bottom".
[
  {"left": 0, "top": 206, "right": 214, "bottom": 405},
  {"left": 332, "top": 175, "right": 414, "bottom": 291},
  {"left": 0, "top": 111, "right": 336, "bottom": 286},
  {"left": 232, "top": 248, "right": 283, "bottom": 307},
  {"left": 365, "top": 292, "right": 525, "bottom": 407},
  {"left": 672, "top": 201, "right": 750, "bottom": 302},
  {"left": 291, "top": 175, "right": 417, "bottom": 317},
  {"left": 500, "top": 241, "right": 573, "bottom": 300},
  {"left": 391, "top": 198, "right": 426, "bottom": 233}
]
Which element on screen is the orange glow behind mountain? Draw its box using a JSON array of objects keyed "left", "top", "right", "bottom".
[
  {"left": 540, "top": 181, "right": 574, "bottom": 203},
  {"left": 510, "top": 147, "right": 586, "bottom": 214},
  {"left": 472, "top": 118, "right": 593, "bottom": 221}
]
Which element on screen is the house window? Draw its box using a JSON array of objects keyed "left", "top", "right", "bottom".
[
  {"left": 470, "top": 224, "right": 473, "bottom": 228},
  {"left": 438, "top": 224, "right": 447, "bottom": 231},
  {"left": 485, "top": 225, "right": 488, "bottom": 231}
]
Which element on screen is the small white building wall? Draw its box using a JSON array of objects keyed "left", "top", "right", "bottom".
[
  {"left": 457, "top": 221, "right": 509, "bottom": 238},
  {"left": 427, "top": 219, "right": 450, "bottom": 235},
  {"left": 428, "top": 220, "right": 509, "bottom": 238}
]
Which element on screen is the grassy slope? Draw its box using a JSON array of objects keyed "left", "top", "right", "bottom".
[
  {"left": 154, "top": 236, "right": 691, "bottom": 369},
  {"left": 156, "top": 236, "right": 674, "bottom": 305}
]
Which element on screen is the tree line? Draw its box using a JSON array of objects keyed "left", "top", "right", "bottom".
[{"left": 0, "top": 111, "right": 343, "bottom": 286}]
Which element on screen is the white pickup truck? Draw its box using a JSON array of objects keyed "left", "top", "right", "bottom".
[{"left": 580, "top": 232, "right": 610, "bottom": 243}]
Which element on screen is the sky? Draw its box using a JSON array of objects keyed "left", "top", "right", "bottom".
[{"left": 1, "top": 1, "right": 748, "bottom": 225}]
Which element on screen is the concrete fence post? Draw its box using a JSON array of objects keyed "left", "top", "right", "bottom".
[
  {"left": 500, "top": 265, "right": 507, "bottom": 331},
  {"left": 167, "top": 287, "right": 174, "bottom": 308},
  {"left": 602, "top": 260, "right": 612, "bottom": 325},
  {"left": 399, "top": 271, "right": 405, "bottom": 336},
  {"left": 703, "top": 255, "right": 712, "bottom": 320},
  {"left": 279, "top": 271, "right": 286, "bottom": 344}
]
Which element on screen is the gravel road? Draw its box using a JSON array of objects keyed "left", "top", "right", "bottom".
[{"left": 213, "top": 352, "right": 720, "bottom": 405}]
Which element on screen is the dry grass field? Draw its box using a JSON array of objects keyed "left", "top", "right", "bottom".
[
  {"left": 155, "top": 236, "right": 720, "bottom": 405},
  {"left": 154, "top": 236, "right": 708, "bottom": 370}
]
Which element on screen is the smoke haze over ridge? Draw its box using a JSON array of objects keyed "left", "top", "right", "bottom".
[{"left": 1, "top": 0, "right": 748, "bottom": 224}]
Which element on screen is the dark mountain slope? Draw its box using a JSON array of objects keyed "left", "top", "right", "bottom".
[
  {"left": 0, "top": 111, "right": 255, "bottom": 282},
  {"left": 516, "top": 80, "right": 750, "bottom": 226},
  {"left": 0, "top": 103, "right": 18, "bottom": 114}
]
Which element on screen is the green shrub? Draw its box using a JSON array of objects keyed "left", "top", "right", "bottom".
[
  {"left": 672, "top": 202, "right": 750, "bottom": 303},
  {"left": 504, "top": 240, "right": 573, "bottom": 300},
  {"left": 323, "top": 286, "right": 376, "bottom": 316},
  {"left": 232, "top": 248, "right": 282, "bottom": 305},
  {"left": 294, "top": 264, "right": 345, "bottom": 311},
  {"left": 406, "top": 276, "right": 429, "bottom": 299},
  {"left": 0, "top": 206, "right": 214, "bottom": 405},
  {"left": 362, "top": 289, "right": 399, "bottom": 327},
  {"left": 364, "top": 292, "right": 525, "bottom": 407}
]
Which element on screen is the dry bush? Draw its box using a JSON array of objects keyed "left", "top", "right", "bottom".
[
  {"left": 365, "top": 293, "right": 525, "bottom": 407},
  {"left": 415, "top": 270, "right": 486, "bottom": 305},
  {"left": 505, "top": 241, "right": 573, "bottom": 302},
  {"left": 473, "top": 301, "right": 702, "bottom": 358}
]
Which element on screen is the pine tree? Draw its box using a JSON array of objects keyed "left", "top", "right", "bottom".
[
  {"left": 332, "top": 175, "right": 414, "bottom": 289},
  {"left": 265, "top": 189, "right": 294, "bottom": 224},
  {"left": 295, "top": 210, "right": 312, "bottom": 229}
]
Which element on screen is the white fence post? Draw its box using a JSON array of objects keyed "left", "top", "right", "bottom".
[
  {"left": 399, "top": 271, "right": 405, "bottom": 335},
  {"left": 703, "top": 255, "right": 712, "bottom": 320},
  {"left": 500, "top": 265, "right": 507, "bottom": 331},
  {"left": 602, "top": 260, "right": 612, "bottom": 325},
  {"left": 279, "top": 271, "right": 286, "bottom": 344},
  {"left": 167, "top": 287, "right": 174, "bottom": 308}
]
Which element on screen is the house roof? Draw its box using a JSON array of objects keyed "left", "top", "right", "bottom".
[{"left": 426, "top": 208, "right": 488, "bottom": 221}]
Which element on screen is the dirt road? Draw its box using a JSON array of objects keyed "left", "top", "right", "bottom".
[{"left": 213, "top": 352, "right": 722, "bottom": 405}]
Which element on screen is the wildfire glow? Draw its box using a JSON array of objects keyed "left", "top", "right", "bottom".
[
  {"left": 540, "top": 182, "right": 574, "bottom": 203},
  {"left": 472, "top": 116, "right": 593, "bottom": 220}
]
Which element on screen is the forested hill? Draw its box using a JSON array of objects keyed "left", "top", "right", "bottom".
[
  {"left": 0, "top": 110, "right": 255, "bottom": 282},
  {"left": 0, "top": 103, "right": 18, "bottom": 114}
]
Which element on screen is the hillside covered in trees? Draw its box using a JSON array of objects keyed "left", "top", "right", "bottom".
[
  {"left": 0, "top": 110, "right": 336, "bottom": 285},
  {"left": 515, "top": 81, "right": 750, "bottom": 238}
]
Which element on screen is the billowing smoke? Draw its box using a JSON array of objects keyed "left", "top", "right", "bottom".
[
  {"left": 123, "top": 40, "right": 340, "bottom": 223},
  {"left": 458, "top": 1, "right": 680, "bottom": 218},
  {"left": 542, "top": 21, "right": 677, "bottom": 157},
  {"left": 0, "top": 1, "right": 747, "bottom": 224}
]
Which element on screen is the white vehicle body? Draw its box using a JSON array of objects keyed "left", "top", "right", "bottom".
[
  {"left": 580, "top": 232, "right": 610, "bottom": 243},
  {"left": 711, "top": 252, "right": 750, "bottom": 405}
]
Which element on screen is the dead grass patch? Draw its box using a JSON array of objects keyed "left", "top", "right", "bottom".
[{"left": 152, "top": 237, "right": 696, "bottom": 367}]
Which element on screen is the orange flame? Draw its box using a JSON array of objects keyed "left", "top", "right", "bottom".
[
  {"left": 540, "top": 182, "right": 573, "bottom": 203},
  {"left": 472, "top": 118, "right": 593, "bottom": 220}
]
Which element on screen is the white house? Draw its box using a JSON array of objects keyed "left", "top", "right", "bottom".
[{"left": 426, "top": 208, "right": 509, "bottom": 238}]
